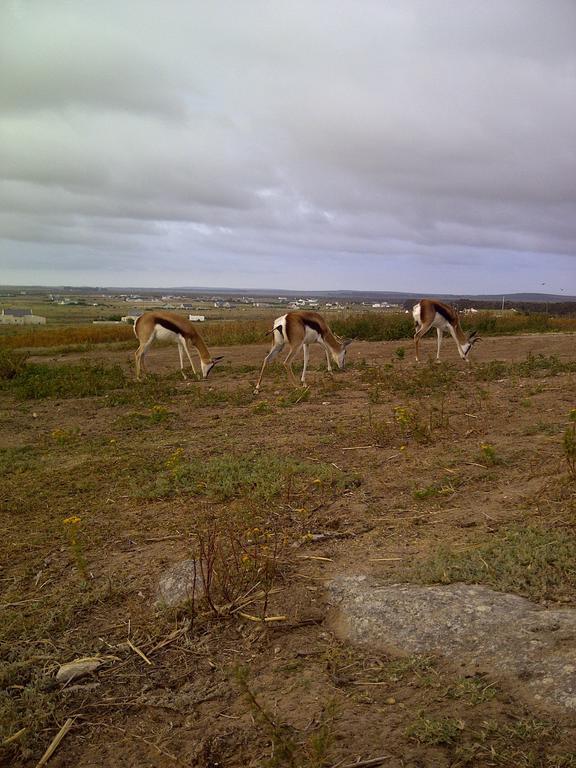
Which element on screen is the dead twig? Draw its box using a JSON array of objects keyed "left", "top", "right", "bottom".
[
  {"left": 35, "top": 717, "right": 76, "bottom": 767},
  {"left": 143, "top": 534, "right": 185, "bottom": 543},
  {"left": 328, "top": 756, "right": 392, "bottom": 768},
  {"left": 1, "top": 598, "right": 41, "bottom": 609},
  {"left": 3, "top": 727, "right": 27, "bottom": 746},
  {"left": 127, "top": 639, "right": 152, "bottom": 666}
]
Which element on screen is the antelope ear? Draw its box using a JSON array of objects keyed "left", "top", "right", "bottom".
[
  {"left": 212, "top": 356, "right": 224, "bottom": 362},
  {"left": 342, "top": 338, "right": 354, "bottom": 348}
]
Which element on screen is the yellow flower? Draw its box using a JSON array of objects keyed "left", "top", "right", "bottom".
[{"left": 63, "top": 515, "right": 81, "bottom": 525}]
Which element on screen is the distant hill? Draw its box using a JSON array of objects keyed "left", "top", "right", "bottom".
[{"left": 1, "top": 285, "right": 575, "bottom": 303}]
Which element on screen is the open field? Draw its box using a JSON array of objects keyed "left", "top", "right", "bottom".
[{"left": 1, "top": 330, "right": 576, "bottom": 767}]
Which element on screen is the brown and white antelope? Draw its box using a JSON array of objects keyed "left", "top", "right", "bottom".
[
  {"left": 134, "top": 311, "right": 222, "bottom": 381},
  {"left": 412, "top": 299, "right": 480, "bottom": 363},
  {"left": 254, "top": 311, "right": 353, "bottom": 392}
]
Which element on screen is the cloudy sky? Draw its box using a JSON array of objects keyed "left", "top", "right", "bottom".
[{"left": 0, "top": 1, "right": 575, "bottom": 293}]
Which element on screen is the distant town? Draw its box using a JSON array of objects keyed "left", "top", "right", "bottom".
[{"left": 1, "top": 286, "right": 575, "bottom": 327}]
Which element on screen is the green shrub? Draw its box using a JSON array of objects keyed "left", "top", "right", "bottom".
[{"left": 0, "top": 349, "right": 29, "bottom": 380}]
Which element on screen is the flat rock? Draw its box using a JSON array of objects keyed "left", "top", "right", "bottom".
[
  {"left": 155, "top": 558, "right": 205, "bottom": 608},
  {"left": 328, "top": 577, "right": 576, "bottom": 711},
  {"left": 56, "top": 657, "right": 105, "bottom": 684}
]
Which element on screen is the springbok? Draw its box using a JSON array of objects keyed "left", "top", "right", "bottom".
[
  {"left": 134, "top": 311, "right": 222, "bottom": 381},
  {"left": 254, "top": 311, "right": 353, "bottom": 392},
  {"left": 412, "top": 299, "right": 480, "bottom": 363}
]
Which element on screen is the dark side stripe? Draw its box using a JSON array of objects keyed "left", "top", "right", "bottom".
[
  {"left": 304, "top": 318, "right": 323, "bottom": 336},
  {"left": 156, "top": 317, "right": 184, "bottom": 335},
  {"left": 434, "top": 303, "right": 453, "bottom": 322}
]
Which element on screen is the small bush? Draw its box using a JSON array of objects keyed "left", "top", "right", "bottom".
[{"left": 0, "top": 349, "right": 29, "bottom": 380}]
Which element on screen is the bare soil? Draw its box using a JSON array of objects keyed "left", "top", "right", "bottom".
[{"left": 1, "top": 333, "right": 576, "bottom": 768}]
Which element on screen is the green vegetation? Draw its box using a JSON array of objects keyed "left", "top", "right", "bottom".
[
  {"left": 475, "top": 353, "right": 576, "bottom": 382},
  {"left": 406, "top": 715, "right": 464, "bottom": 746},
  {"left": 0, "top": 445, "right": 40, "bottom": 475},
  {"left": 137, "top": 449, "right": 352, "bottom": 502},
  {"left": 405, "top": 525, "right": 576, "bottom": 601},
  {"left": 361, "top": 359, "right": 458, "bottom": 395},
  {"left": 447, "top": 674, "right": 500, "bottom": 705},
  {"left": 1, "top": 359, "right": 128, "bottom": 399},
  {"left": 0, "top": 348, "right": 29, "bottom": 379}
]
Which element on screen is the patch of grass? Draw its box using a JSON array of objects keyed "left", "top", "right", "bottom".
[
  {"left": 475, "top": 354, "right": 576, "bottom": 382},
  {"left": 413, "top": 475, "right": 461, "bottom": 500},
  {"left": 136, "top": 450, "right": 353, "bottom": 502},
  {"left": 253, "top": 400, "right": 274, "bottom": 414},
  {"left": 455, "top": 717, "right": 564, "bottom": 768},
  {"left": 477, "top": 442, "right": 502, "bottom": 466},
  {"left": 2, "top": 360, "right": 128, "bottom": 399},
  {"left": 106, "top": 376, "right": 178, "bottom": 406},
  {"left": 406, "top": 714, "right": 464, "bottom": 746},
  {"left": 0, "top": 445, "right": 40, "bottom": 475},
  {"left": 523, "top": 421, "right": 562, "bottom": 436},
  {"left": 384, "top": 654, "right": 438, "bottom": 683},
  {"left": 277, "top": 387, "right": 311, "bottom": 407},
  {"left": 446, "top": 674, "right": 500, "bottom": 705},
  {"left": 369, "top": 397, "right": 451, "bottom": 446},
  {"left": 404, "top": 525, "right": 576, "bottom": 601},
  {"left": 116, "top": 405, "right": 175, "bottom": 430},
  {"left": 361, "top": 360, "right": 459, "bottom": 396}
]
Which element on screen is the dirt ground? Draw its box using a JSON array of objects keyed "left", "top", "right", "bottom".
[{"left": 1, "top": 333, "right": 576, "bottom": 768}]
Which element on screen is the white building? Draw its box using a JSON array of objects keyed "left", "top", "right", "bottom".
[
  {"left": 188, "top": 315, "right": 206, "bottom": 322},
  {"left": 0, "top": 308, "right": 46, "bottom": 325}
]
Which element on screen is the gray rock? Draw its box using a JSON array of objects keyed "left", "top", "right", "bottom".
[
  {"left": 328, "top": 577, "right": 576, "bottom": 711},
  {"left": 155, "top": 558, "right": 205, "bottom": 608}
]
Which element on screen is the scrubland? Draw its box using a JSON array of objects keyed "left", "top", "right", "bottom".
[{"left": 1, "top": 318, "right": 576, "bottom": 767}]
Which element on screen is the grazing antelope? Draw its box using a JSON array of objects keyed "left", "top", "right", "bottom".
[
  {"left": 134, "top": 311, "right": 222, "bottom": 381},
  {"left": 254, "top": 311, "right": 353, "bottom": 392},
  {"left": 412, "top": 299, "right": 480, "bottom": 363}
]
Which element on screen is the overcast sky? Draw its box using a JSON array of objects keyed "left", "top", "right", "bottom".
[{"left": 0, "top": 1, "right": 575, "bottom": 293}]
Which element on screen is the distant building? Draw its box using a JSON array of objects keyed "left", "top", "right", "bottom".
[
  {"left": 188, "top": 315, "right": 205, "bottom": 322},
  {"left": 0, "top": 308, "right": 46, "bottom": 325},
  {"left": 3, "top": 308, "right": 32, "bottom": 317},
  {"left": 121, "top": 313, "right": 143, "bottom": 324}
]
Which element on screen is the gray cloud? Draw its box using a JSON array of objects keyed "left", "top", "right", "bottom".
[{"left": 0, "top": 0, "right": 575, "bottom": 292}]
